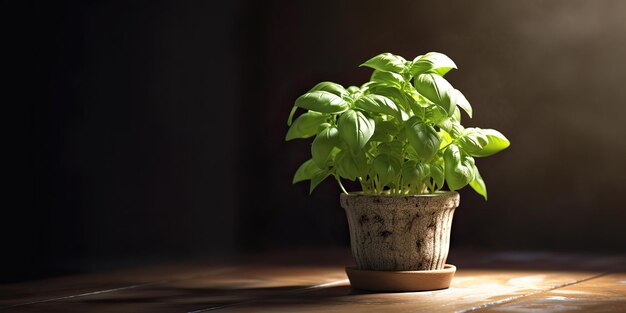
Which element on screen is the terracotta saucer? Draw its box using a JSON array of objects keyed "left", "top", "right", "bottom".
[{"left": 345, "top": 264, "right": 456, "bottom": 292}]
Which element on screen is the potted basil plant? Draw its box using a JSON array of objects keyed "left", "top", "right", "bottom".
[{"left": 285, "top": 52, "right": 510, "bottom": 291}]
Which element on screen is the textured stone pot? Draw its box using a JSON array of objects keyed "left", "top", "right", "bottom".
[{"left": 340, "top": 192, "right": 460, "bottom": 271}]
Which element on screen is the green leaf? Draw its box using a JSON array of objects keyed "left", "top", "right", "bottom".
[
  {"left": 411, "top": 89, "right": 434, "bottom": 107},
  {"left": 377, "top": 141, "right": 403, "bottom": 159},
  {"left": 310, "top": 169, "right": 332, "bottom": 194},
  {"left": 470, "top": 129, "right": 511, "bottom": 157},
  {"left": 360, "top": 80, "right": 378, "bottom": 91},
  {"left": 457, "top": 127, "right": 489, "bottom": 154},
  {"left": 444, "top": 144, "right": 475, "bottom": 191},
  {"left": 311, "top": 126, "right": 340, "bottom": 168},
  {"left": 405, "top": 117, "right": 441, "bottom": 162},
  {"left": 347, "top": 86, "right": 360, "bottom": 94},
  {"left": 370, "top": 70, "right": 405, "bottom": 89},
  {"left": 360, "top": 53, "right": 406, "bottom": 73},
  {"left": 439, "top": 129, "right": 453, "bottom": 149},
  {"left": 429, "top": 163, "right": 445, "bottom": 190},
  {"left": 337, "top": 110, "right": 375, "bottom": 154},
  {"left": 404, "top": 144, "right": 419, "bottom": 161},
  {"left": 373, "top": 153, "right": 401, "bottom": 187},
  {"left": 414, "top": 73, "right": 456, "bottom": 116},
  {"left": 469, "top": 164, "right": 487, "bottom": 200},
  {"left": 317, "top": 122, "right": 332, "bottom": 133},
  {"left": 285, "top": 112, "right": 326, "bottom": 141},
  {"left": 366, "top": 84, "right": 412, "bottom": 118},
  {"left": 426, "top": 105, "right": 452, "bottom": 130},
  {"left": 355, "top": 94, "right": 401, "bottom": 119},
  {"left": 410, "top": 52, "right": 457, "bottom": 76},
  {"left": 336, "top": 150, "right": 368, "bottom": 181},
  {"left": 309, "top": 81, "right": 349, "bottom": 97},
  {"left": 292, "top": 159, "right": 321, "bottom": 183},
  {"left": 437, "top": 117, "right": 454, "bottom": 134},
  {"left": 453, "top": 107, "right": 462, "bottom": 122},
  {"left": 449, "top": 123, "right": 465, "bottom": 139},
  {"left": 401, "top": 92, "right": 424, "bottom": 118},
  {"left": 370, "top": 120, "right": 397, "bottom": 142},
  {"left": 401, "top": 160, "right": 419, "bottom": 183},
  {"left": 295, "top": 91, "right": 350, "bottom": 114},
  {"left": 453, "top": 89, "right": 472, "bottom": 118},
  {"left": 401, "top": 160, "right": 430, "bottom": 185}
]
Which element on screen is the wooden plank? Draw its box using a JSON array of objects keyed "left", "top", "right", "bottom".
[
  {"left": 0, "top": 248, "right": 352, "bottom": 309},
  {"left": 0, "top": 247, "right": 353, "bottom": 310},
  {"left": 207, "top": 252, "right": 626, "bottom": 313},
  {"left": 1, "top": 265, "right": 348, "bottom": 313},
  {"left": 0, "top": 263, "right": 237, "bottom": 308},
  {"left": 2, "top": 251, "right": 623, "bottom": 312},
  {"left": 212, "top": 269, "right": 600, "bottom": 313},
  {"left": 476, "top": 273, "right": 626, "bottom": 313}
]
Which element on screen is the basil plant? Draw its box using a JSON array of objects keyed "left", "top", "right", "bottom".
[{"left": 286, "top": 52, "right": 509, "bottom": 199}]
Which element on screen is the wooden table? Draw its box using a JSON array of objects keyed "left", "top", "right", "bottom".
[{"left": 2, "top": 249, "right": 625, "bottom": 312}]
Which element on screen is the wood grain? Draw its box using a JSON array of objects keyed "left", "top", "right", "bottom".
[
  {"left": 1, "top": 250, "right": 624, "bottom": 313},
  {"left": 478, "top": 273, "right": 626, "bottom": 313},
  {"left": 217, "top": 270, "right": 600, "bottom": 313}
]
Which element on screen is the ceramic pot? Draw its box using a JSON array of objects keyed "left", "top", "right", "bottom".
[{"left": 340, "top": 192, "right": 460, "bottom": 271}]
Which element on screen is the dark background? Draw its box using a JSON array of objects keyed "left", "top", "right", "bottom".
[{"left": 4, "top": 0, "right": 626, "bottom": 283}]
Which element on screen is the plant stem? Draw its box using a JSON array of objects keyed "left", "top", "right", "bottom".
[{"left": 335, "top": 175, "right": 349, "bottom": 195}]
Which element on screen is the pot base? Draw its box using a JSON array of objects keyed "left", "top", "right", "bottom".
[{"left": 345, "top": 264, "right": 456, "bottom": 292}]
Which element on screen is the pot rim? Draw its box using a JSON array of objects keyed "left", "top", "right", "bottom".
[{"left": 341, "top": 190, "right": 458, "bottom": 198}]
